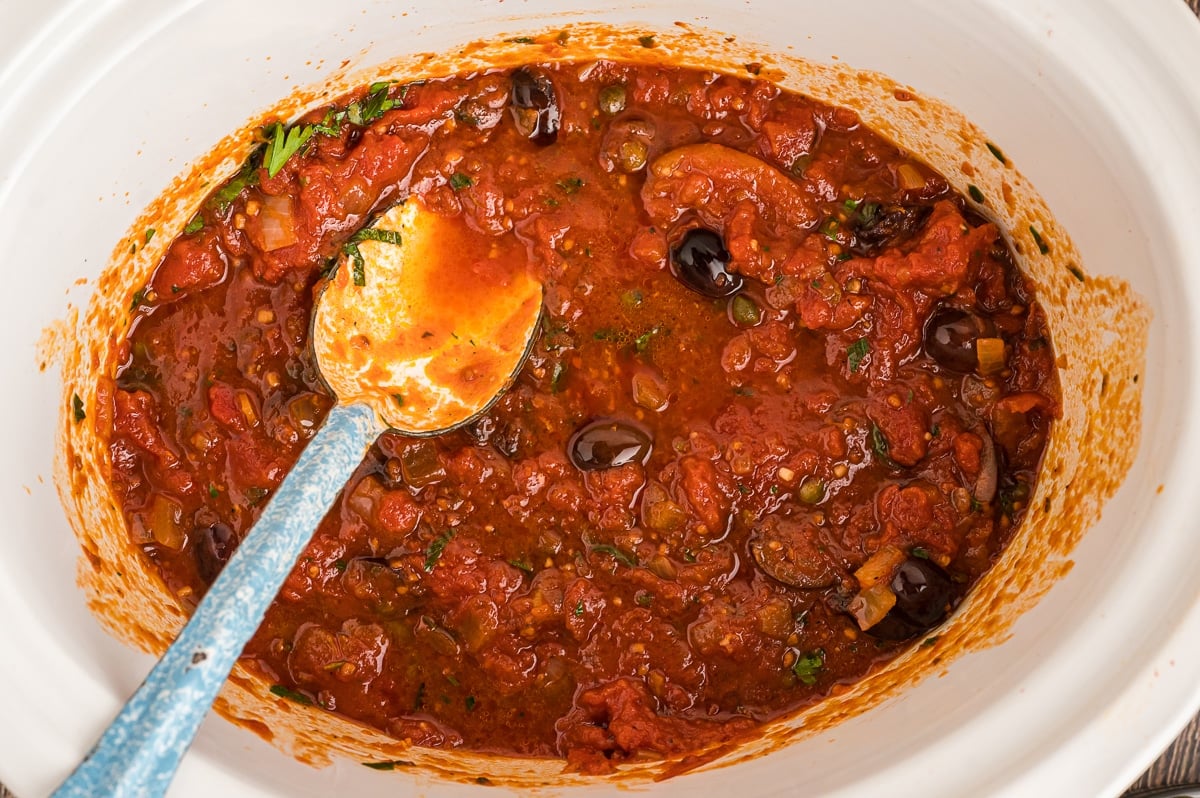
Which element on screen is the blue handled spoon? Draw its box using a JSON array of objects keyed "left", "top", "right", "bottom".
[{"left": 54, "top": 200, "right": 543, "bottom": 797}]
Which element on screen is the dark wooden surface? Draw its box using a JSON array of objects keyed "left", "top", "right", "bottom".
[{"left": 3, "top": 1, "right": 1199, "bottom": 797}]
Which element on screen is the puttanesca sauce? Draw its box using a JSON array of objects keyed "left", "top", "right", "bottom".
[{"left": 105, "top": 60, "right": 1059, "bottom": 772}]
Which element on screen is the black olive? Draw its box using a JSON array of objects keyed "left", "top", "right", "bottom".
[
  {"left": 669, "top": 228, "right": 743, "bottom": 298},
  {"left": 510, "top": 68, "right": 560, "bottom": 146},
  {"left": 849, "top": 202, "right": 933, "bottom": 256},
  {"left": 195, "top": 522, "right": 236, "bottom": 585},
  {"left": 891, "top": 557, "right": 955, "bottom": 627},
  {"left": 923, "top": 307, "right": 995, "bottom": 373},
  {"left": 568, "top": 419, "right": 652, "bottom": 471}
]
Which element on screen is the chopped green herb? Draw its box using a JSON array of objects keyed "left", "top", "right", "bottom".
[
  {"left": 341, "top": 241, "right": 366, "bottom": 285},
  {"left": 208, "top": 484, "right": 219, "bottom": 499},
  {"left": 362, "top": 760, "right": 414, "bottom": 771},
  {"left": 590, "top": 543, "right": 636, "bottom": 567},
  {"left": 573, "top": 600, "right": 584, "bottom": 617},
  {"left": 792, "top": 649, "right": 825, "bottom": 686},
  {"left": 635, "top": 593, "right": 654, "bottom": 607},
  {"left": 424, "top": 529, "right": 456, "bottom": 571},
  {"left": 209, "top": 157, "right": 261, "bottom": 211},
  {"left": 555, "top": 176, "right": 584, "bottom": 194},
  {"left": 870, "top": 424, "right": 892, "bottom": 465},
  {"left": 620, "top": 289, "right": 643, "bottom": 307},
  {"left": 129, "top": 288, "right": 148, "bottom": 311},
  {"left": 593, "top": 327, "right": 615, "bottom": 341},
  {"left": 1067, "top": 264, "right": 1086, "bottom": 282},
  {"left": 346, "top": 81, "right": 397, "bottom": 126},
  {"left": 911, "top": 546, "right": 930, "bottom": 560},
  {"left": 967, "top": 184, "right": 985, "bottom": 204},
  {"left": 391, "top": 393, "right": 404, "bottom": 407},
  {"left": 263, "top": 121, "right": 315, "bottom": 178},
  {"left": 545, "top": 197, "right": 560, "bottom": 208},
  {"left": 269, "top": 684, "right": 313, "bottom": 706},
  {"left": 818, "top": 217, "right": 840, "bottom": 241},
  {"left": 144, "top": 228, "right": 156, "bottom": 243},
  {"left": 842, "top": 198, "right": 861, "bottom": 213},
  {"left": 1029, "top": 225, "right": 1050, "bottom": 255},
  {"left": 733, "top": 386, "right": 755, "bottom": 397},
  {"left": 465, "top": 695, "right": 477, "bottom": 711},
  {"left": 847, "top": 338, "right": 870, "bottom": 373},
  {"left": 245, "top": 486, "right": 269, "bottom": 506},
  {"left": 931, "top": 423, "right": 941, "bottom": 438},
  {"left": 334, "top": 559, "right": 348, "bottom": 573},
  {"left": 634, "top": 325, "right": 663, "bottom": 352},
  {"left": 449, "top": 172, "right": 474, "bottom": 191},
  {"left": 505, "top": 36, "right": 536, "bottom": 44},
  {"left": 638, "top": 34, "right": 656, "bottom": 47},
  {"left": 311, "top": 107, "right": 346, "bottom": 137},
  {"left": 71, "top": 393, "right": 86, "bottom": 423},
  {"left": 508, "top": 558, "right": 534, "bottom": 573},
  {"left": 920, "top": 636, "right": 940, "bottom": 649},
  {"left": 969, "top": 496, "right": 984, "bottom": 513},
  {"left": 183, "top": 216, "right": 204, "bottom": 235},
  {"left": 350, "top": 227, "right": 403, "bottom": 246},
  {"left": 129, "top": 243, "right": 137, "bottom": 255},
  {"left": 985, "top": 141, "right": 1007, "bottom": 164}
]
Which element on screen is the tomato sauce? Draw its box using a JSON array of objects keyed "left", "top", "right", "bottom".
[{"left": 105, "top": 61, "right": 1059, "bottom": 771}]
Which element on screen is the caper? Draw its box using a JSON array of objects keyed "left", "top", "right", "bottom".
[
  {"left": 598, "top": 84, "right": 627, "bottom": 115},
  {"left": 797, "top": 477, "right": 825, "bottom": 505},
  {"left": 617, "top": 139, "right": 648, "bottom": 172},
  {"left": 730, "top": 294, "right": 762, "bottom": 327}
]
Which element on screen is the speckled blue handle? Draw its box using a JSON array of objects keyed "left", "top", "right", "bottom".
[{"left": 54, "top": 401, "right": 383, "bottom": 798}]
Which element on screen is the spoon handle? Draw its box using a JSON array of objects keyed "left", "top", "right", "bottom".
[{"left": 53, "top": 401, "right": 382, "bottom": 798}]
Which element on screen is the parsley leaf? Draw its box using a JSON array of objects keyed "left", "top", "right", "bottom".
[
  {"left": 449, "top": 172, "right": 474, "bottom": 191},
  {"left": 870, "top": 424, "right": 893, "bottom": 466},
  {"left": 269, "top": 684, "right": 313, "bottom": 706},
  {"left": 183, "top": 216, "right": 204, "bottom": 235},
  {"left": 424, "top": 530, "right": 456, "bottom": 571},
  {"left": 342, "top": 242, "right": 366, "bottom": 286},
  {"left": 350, "top": 227, "right": 403, "bottom": 246},
  {"left": 590, "top": 543, "right": 636, "bottom": 567},
  {"left": 71, "top": 393, "right": 85, "bottom": 423},
  {"left": 555, "top": 176, "right": 584, "bottom": 195},
  {"left": 209, "top": 157, "right": 261, "bottom": 211},
  {"left": 847, "top": 338, "right": 869, "bottom": 373},
  {"left": 346, "top": 81, "right": 397, "bottom": 126},
  {"left": 263, "top": 122, "right": 315, "bottom": 178},
  {"left": 792, "top": 649, "right": 825, "bottom": 686}
]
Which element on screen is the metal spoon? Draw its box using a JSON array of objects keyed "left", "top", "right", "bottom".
[{"left": 53, "top": 200, "right": 543, "bottom": 797}]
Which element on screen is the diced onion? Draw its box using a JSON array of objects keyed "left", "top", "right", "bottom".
[
  {"left": 255, "top": 194, "right": 299, "bottom": 251},
  {"left": 896, "top": 163, "right": 926, "bottom": 190},
  {"left": 853, "top": 544, "right": 907, "bottom": 589},
  {"left": 849, "top": 582, "right": 898, "bottom": 630},
  {"left": 975, "top": 337, "right": 1007, "bottom": 375}
]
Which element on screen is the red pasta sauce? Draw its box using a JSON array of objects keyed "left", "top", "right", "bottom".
[{"left": 104, "top": 61, "right": 1058, "bottom": 772}]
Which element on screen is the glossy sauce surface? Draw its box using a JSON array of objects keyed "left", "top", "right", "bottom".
[{"left": 105, "top": 62, "right": 1058, "bottom": 771}]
